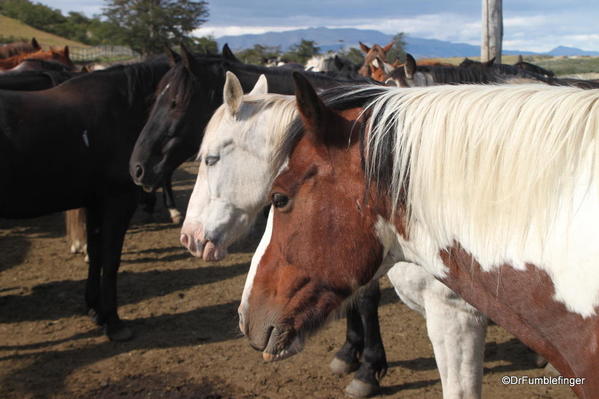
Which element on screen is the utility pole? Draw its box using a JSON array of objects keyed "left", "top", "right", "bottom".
[{"left": 481, "top": 0, "right": 503, "bottom": 64}]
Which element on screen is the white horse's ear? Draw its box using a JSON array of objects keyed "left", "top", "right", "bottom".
[
  {"left": 249, "top": 74, "right": 268, "bottom": 95},
  {"left": 224, "top": 71, "right": 244, "bottom": 116}
]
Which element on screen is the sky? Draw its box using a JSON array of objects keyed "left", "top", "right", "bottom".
[{"left": 41, "top": 0, "right": 599, "bottom": 52}]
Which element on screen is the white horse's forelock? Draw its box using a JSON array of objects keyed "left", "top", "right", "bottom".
[
  {"left": 359, "top": 83, "right": 599, "bottom": 316},
  {"left": 202, "top": 93, "right": 298, "bottom": 167}
]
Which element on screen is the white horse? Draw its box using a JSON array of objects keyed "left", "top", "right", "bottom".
[{"left": 181, "top": 71, "right": 488, "bottom": 399}]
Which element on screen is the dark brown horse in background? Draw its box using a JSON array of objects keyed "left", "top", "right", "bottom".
[
  {"left": 0, "top": 56, "right": 173, "bottom": 341},
  {"left": 0, "top": 37, "right": 40, "bottom": 59}
]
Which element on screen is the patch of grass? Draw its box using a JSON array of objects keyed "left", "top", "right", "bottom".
[
  {"left": 0, "top": 14, "right": 88, "bottom": 48},
  {"left": 531, "top": 56, "right": 599, "bottom": 76}
]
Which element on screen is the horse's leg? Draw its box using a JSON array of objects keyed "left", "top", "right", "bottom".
[
  {"left": 162, "top": 171, "right": 181, "bottom": 224},
  {"left": 85, "top": 204, "right": 102, "bottom": 325},
  {"left": 388, "top": 263, "right": 487, "bottom": 399},
  {"left": 423, "top": 287, "right": 486, "bottom": 399},
  {"left": 330, "top": 305, "right": 363, "bottom": 376},
  {"left": 66, "top": 208, "right": 87, "bottom": 256},
  {"left": 97, "top": 191, "right": 138, "bottom": 341},
  {"left": 139, "top": 188, "right": 156, "bottom": 219},
  {"left": 345, "top": 280, "right": 387, "bottom": 398}
]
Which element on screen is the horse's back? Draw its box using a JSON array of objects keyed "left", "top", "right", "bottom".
[{"left": 0, "top": 89, "right": 94, "bottom": 217}]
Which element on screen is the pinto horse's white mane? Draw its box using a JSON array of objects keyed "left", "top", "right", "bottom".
[{"left": 357, "top": 83, "right": 599, "bottom": 316}]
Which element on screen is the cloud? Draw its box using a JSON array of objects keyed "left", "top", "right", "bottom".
[{"left": 194, "top": 26, "right": 300, "bottom": 38}]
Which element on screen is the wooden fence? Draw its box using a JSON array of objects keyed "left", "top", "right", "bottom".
[{"left": 69, "top": 46, "right": 141, "bottom": 62}]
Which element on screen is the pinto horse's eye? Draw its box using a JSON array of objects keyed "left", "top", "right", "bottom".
[
  {"left": 272, "top": 193, "right": 289, "bottom": 209},
  {"left": 205, "top": 155, "right": 219, "bottom": 166}
]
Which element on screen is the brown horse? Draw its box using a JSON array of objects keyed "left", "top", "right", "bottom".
[
  {"left": 0, "top": 46, "right": 75, "bottom": 71},
  {"left": 0, "top": 37, "right": 40, "bottom": 59},
  {"left": 241, "top": 74, "right": 599, "bottom": 398}
]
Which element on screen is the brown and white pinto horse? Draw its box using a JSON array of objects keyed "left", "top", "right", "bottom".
[
  {"left": 0, "top": 46, "right": 75, "bottom": 71},
  {"left": 241, "top": 74, "right": 599, "bottom": 398}
]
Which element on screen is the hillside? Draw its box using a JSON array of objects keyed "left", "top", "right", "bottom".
[{"left": 0, "top": 15, "right": 88, "bottom": 48}]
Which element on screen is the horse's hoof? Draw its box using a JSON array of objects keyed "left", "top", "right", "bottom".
[
  {"left": 105, "top": 325, "right": 134, "bottom": 341},
  {"left": 544, "top": 363, "right": 560, "bottom": 376},
  {"left": 169, "top": 208, "right": 182, "bottom": 224},
  {"left": 533, "top": 352, "right": 548, "bottom": 368},
  {"left": 345, "top": 379, "right": 380, "bottom": 398},
  {"left": 87, "top": 308, "right": 103, "bottom": 325},
  {"left": 330, "top": 356, "right": 359, "bottom": 375}
]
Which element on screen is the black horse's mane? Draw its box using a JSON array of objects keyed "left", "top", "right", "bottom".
[
  {"left": 152, "top": 54, "right": 227, "bottom": 111},
  {"left": 393, "top": 62, "right": 551, "bottom": 85},
  {"left": 65, "top": 56, "right": 171, "bottom": 106}
]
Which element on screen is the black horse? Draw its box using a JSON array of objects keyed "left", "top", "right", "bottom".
[
  {"left": 128, "top": 45, "right": 387, "bottom": 397},
  {"left": 0, "top": 57, "right": 176, "bottom": 340}
]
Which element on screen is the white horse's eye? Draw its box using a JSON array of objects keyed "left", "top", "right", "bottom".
[{"left": 205, "top": 155, "right": 220, "bottom": 166}]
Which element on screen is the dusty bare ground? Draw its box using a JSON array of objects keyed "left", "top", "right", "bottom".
[{"left": 0, "top": 162, "right": 576, "bottom": 399}]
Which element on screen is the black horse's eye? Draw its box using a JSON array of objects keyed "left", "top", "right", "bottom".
[
  {"left": 170, "top": 99, "right": 177, "bottom": 109},
  {"left": 272, "top": 193, "right": 289, "bottom": 209},
  {"left": 205, "top": 155, "right": 219, "bottom": 166}
]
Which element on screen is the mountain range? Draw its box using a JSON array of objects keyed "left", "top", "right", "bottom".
[{"left": 215, "top": 27, "right": 599, "bottom": 58}]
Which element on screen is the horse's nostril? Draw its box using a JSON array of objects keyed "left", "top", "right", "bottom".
[
  {"left": 134, "top": 164, "right": 144, "bottom": 179},
  {"left": 180, "top": 234, "right": 189, "bottom": 248}
]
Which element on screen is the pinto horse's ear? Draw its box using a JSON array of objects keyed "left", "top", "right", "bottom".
[
  {"left": 224, "top": 71, "right": 244, "bottom": 116},
  {"left": 165, "top": 46, "right": 181, "bottom": 67},
  {"left": 31, "top": 38, "right": 40, "bottom": 50},
  {"left": 180, "top": 43, "right": 198, "bottom": 72},
  {"left": 404, "top": 53, "right": 416, "bottom": 79},
  {"left": 63, "top": 46, "right": 69, "bottom": 58},
  {"left": 293, "top": 72, "right": 331, "bottom": 136},
  {"left": 222, "top": 43, "right": 240, "bottom": 63},
  {"left": 359, "top": 42, "right": 370, "bottom": 54},
  {"left": 249, "top": 74, "right": 268, "bottom": 95},
  {"left": 382, "top": 41, "right": 394, "bottom": 53}
]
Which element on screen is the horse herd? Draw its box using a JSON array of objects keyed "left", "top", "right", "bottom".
[{"left": 2, "top": 37, "right": 599, "bottom": 399}]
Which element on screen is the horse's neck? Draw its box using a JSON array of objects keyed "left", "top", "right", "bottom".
[{"left": 63, "top": 63, "right": 167, "bottom": 109}]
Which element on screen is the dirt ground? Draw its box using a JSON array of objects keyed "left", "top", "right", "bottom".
[{"left": 0, "top": 162, "right": 576, "bottom": 399}]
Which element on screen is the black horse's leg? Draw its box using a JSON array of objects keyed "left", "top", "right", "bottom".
[
  {"left": 98, "top": 190, "right": 138, "bottom": 341},
  {"left": 85, "top": 204, "right": 103, "bottom": 325},
  {"left": 346, "top": 280, "right": 387, "bottom": 398},
  {"left": 139, "top": 189, "right": 156, "bottom": 217},
  {"left": 162, "top": 171, "right": 182, "bottom": 224},
  {"left": 330, "top": 306, "right": 363, "bottom": 375}
]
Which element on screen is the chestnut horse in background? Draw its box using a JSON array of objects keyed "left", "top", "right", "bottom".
[
  {"left": 0, "top": 46, "right": 75, "bottom": 71},
  {"left": 241, "top": 75, "right": 599, "bottom": 399},
  {"left": 0, "top": 37, "right": 40, "bottom": 59},
  {"left": 358, "top": 40, "right": 394, "bottom": 77}
]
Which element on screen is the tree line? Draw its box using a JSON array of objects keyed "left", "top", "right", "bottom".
[{"left": 0, "top": 0, "right": 212, "bottom": 55}]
